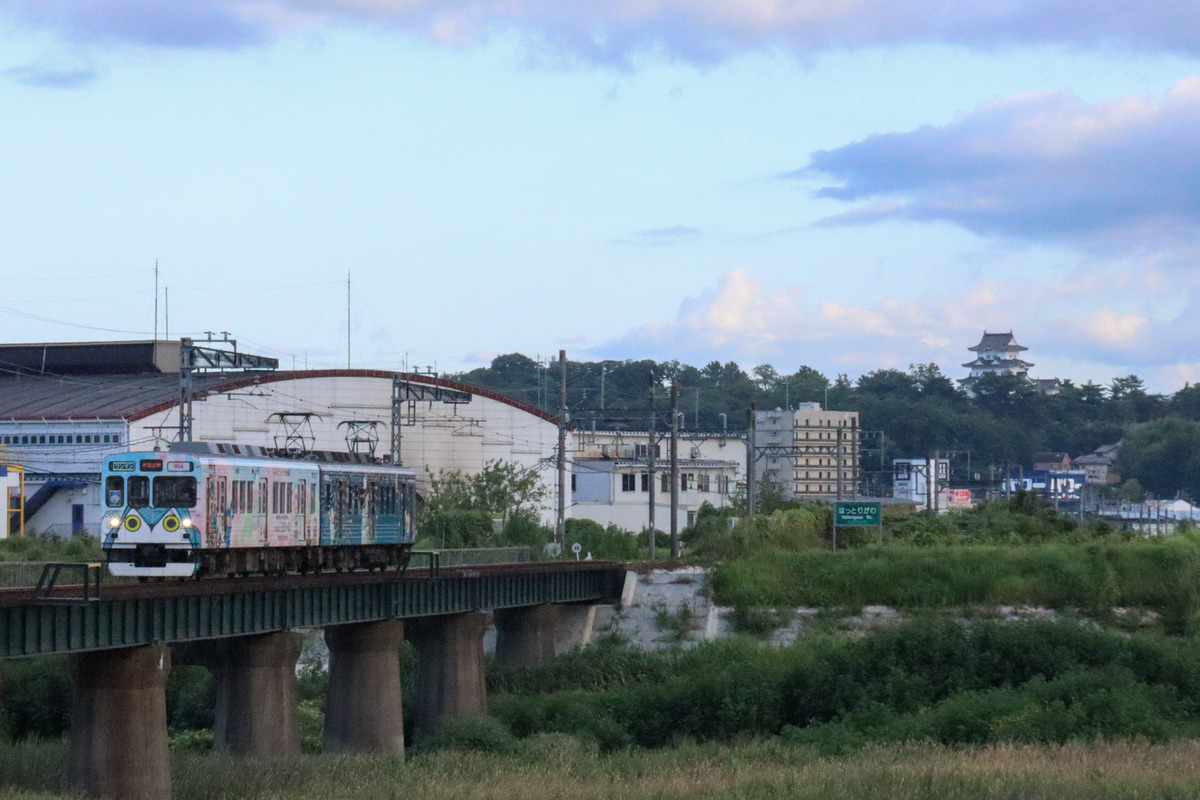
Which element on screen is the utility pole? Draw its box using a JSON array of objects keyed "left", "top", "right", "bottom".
[
  {"left": 746, "top": 405, "right": 757, "bottom": 517},
  {"left": 836, "top": 425, "right": 844, "bottom": 501},
  {"left": 670, "top": 376, "right": 680, "bottom": 559},
  {"left": 851, "top": 417, "right": 859, "bottom": 500},
  {"left": 556, "top": 350, "right": 567, "bottom": 545},
  {"left": 647, "top": 375, "right": 657, "bottom": 561}
]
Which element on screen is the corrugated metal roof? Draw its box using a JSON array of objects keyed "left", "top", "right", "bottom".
[
  {"left": 0, "top": 370, "right": 559, "bottom": 425},
  {"left": 0, "top": 372, "right": 249, "bottom": 421}
]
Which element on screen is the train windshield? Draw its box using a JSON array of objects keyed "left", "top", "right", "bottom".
[
  {"left": 154, "top": 476, "right": 197, "bottom": 508},
  {"left": 128, "top": 476, "right": 150, "bottom": 509},
  {"left": 105, "top": 476, "right": 124, "bottom": 508}
]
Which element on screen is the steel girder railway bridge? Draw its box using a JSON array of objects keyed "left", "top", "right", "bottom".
[{"left": 0, "top": 561, "right": 628, "bottom": 800}]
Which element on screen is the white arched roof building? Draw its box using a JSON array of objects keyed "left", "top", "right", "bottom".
[{"left": 0, "top": 342, "right": 566, "bottom": 537}]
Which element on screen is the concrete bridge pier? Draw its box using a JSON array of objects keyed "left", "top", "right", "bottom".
[
  {"left": 213, "top": 632, "right": 304, "bottom": 754},
  {"left": 407, "top": 612, "right": 487, "bottom": 739},
  {"left": 493, "top": 603, "right": 559, "bottom": 666},
  {"left": 323, "top": 620, "right": 406, "bottom": 756},
  {"left": 68, "top": 645, "right": 172, "bottom": 800}
]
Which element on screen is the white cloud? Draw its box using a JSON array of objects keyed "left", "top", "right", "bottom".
[
  {"left": 596, "top": 266, "right": 1200, "bottom": 392},
  {"left": 804, "top": 79, "right": 1200, "bottom": 255}
]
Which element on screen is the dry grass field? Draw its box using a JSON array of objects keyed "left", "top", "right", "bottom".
[{"left": 4, "top": 737, "right": 1200, "bottom": 800}]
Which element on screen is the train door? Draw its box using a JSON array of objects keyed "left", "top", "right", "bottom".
[
  {"left": 206, "top": 475, "right": 219, "bottom": 547},
  {"left": 217, "top": 477, "right": 229, "bottom": 546},
  {"left": 364, "top": 478, "right": 377, "bottom": 544},
  {"left": 297, "top": 480, "right": 307, "bottom": 545},
  {"left": 259, "top": 477, "right": 269, "bottom": 542}
]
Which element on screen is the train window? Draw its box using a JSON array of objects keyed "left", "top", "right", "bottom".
[
  {"left": 154, "top": 477, "right": 198, "bottom": 508},
  {"left": 259, "top": 479, "right": 267, "bottom": 514},
  {"left": 114, "top": 434, "right": 120, "bottom": 443},
  {"left": 286, "top": 483, "right": 293, "bottom": 514},
  {"left": 105, "top": 476, "right": 124, "bottom": 508},
  {"left": 128, "top": 476, "right": 150, "bottom": 509},
  {"left": 246, "top": 482, "right": 254, "bottom": 514},
  {"left": 297, "top": 481, "right": 306, "bottom": 515}
]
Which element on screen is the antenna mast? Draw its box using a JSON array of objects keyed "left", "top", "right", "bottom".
[
  {"left": 154, "top": 260, "right": 159, "bottom": 341},
  {"left": 346, "top": 271, "right": 351, "bottom": 368}
]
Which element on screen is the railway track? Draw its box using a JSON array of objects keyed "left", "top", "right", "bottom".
[{"left": 0, "top": 559, "right": 621, "bottom": 607}]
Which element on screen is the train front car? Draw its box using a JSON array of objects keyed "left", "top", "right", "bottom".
[{"left": 102, "top": 453, "right": 201, "bottom": 577}]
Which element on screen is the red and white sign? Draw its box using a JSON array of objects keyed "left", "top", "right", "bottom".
[{"left": 947, "top": 489, "right": 972, "bottom": 505}]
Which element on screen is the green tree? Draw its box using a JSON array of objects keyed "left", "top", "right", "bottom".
[
  {"left": 424, "top": 460, "right": 547, "bottom": 522},
  {"left": 1117, "top": 418, "right": 1200, "bottom": 499}
]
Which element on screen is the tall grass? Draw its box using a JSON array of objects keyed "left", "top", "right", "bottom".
[
  {"left": 710, "top": 533, "right": 1200, "bottom": 633},
  {"left": 486, "top": 620, "right": 1200, "bottom": 752},
  {"left": 6, "top": 738, "right": 1200, "bottom": 800}
]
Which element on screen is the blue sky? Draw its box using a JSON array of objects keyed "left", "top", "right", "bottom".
[{"left": 2, "top": 1, "right": 1199, "bottom": 393}]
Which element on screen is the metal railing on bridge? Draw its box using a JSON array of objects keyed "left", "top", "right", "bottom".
[{"left": 0, "top": 547, "right": 535, "bottom": 589}]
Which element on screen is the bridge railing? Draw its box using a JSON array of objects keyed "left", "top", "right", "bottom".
[
  {"left": 418, "top": 547, "right": 533, "bottom": 567},
  {"left": 0, "top": 562, "right": 58, "bottom": 588},
  {"left": 0, "top": 547, "right": 536, "bottom": 588}
]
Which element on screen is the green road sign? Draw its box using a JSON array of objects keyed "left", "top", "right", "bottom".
[{"left": 835, "top": 502, "right": 882, "bottom": 526}]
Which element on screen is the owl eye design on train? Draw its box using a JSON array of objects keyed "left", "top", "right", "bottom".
[
  {"left": 122, "top": 510, "right": 143, "bottom": 532},
  {"left": 161, "top": 511, "right": 182, "bottom": 533}
]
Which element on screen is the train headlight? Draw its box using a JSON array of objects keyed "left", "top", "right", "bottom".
[
  {"left": 181, "top": 518, "right": 193, "bottom": 528},
  {"left": 108, "top": 517, "right": 120, "bottom": 528}
]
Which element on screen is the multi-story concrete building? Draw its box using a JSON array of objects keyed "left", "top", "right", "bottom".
[
  {"left": 570, "top": 429, "right": 743, "bottom": 532},
  {"left": 752, "top": 403, "right": 860, "bottom": 500}
]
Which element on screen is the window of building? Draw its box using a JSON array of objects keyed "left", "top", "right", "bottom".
[
  {"left": 571, "top": 475, "right": 576, "bottom": 493},
  {"left": 661, "top": 473, "right": 670, "bottom": 493},
  {"left": 641, "top": 474, "right": 650, "bottom": 492},
  {"left": 698, "top": 474, "right": 710, "bottom": 492},
  {"left": 621, "top": 473, "right": 636, "bottom": 492}
]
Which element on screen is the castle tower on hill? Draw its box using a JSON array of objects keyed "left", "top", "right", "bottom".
[{"left": 959, "top": 331, "right": 1034, "bottom": 392}]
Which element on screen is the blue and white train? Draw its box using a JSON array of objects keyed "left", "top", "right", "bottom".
[{"left": 101, "top": 445, "right": 417, "bottom": 578}]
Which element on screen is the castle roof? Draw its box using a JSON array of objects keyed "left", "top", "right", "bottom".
[{"left": 968, "top": 331, "right": 1028, "bottom": 353}]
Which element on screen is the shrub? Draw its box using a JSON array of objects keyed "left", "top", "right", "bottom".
[
  {"left": 416, "top": 714, "right": 519, "bottom": 754},
  {"left": 564, "top": 519, "right": 642, "bottom": 561},
  {"left": 0, "top": 657, "right": 71, "bottom": 740}
]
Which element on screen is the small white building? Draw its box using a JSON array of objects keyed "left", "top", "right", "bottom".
[
  {"left": 892, "top": 458, "right": 966, "bottom": 511},
  {"left": 570, "top": 430, "right": 743, "bottom": 532}
]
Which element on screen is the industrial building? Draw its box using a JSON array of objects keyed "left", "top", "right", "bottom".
[{"left": 0, "top": 339, "right": 564, "bottom": 537}]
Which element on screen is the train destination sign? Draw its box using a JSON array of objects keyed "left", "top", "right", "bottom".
[{"left": 834, "top": 502, "right": 882, "bottom": 526}]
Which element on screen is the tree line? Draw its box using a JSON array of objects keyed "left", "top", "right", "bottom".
[{"left": 453, "top": 355, "right": 1200, "bottom": 500}]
